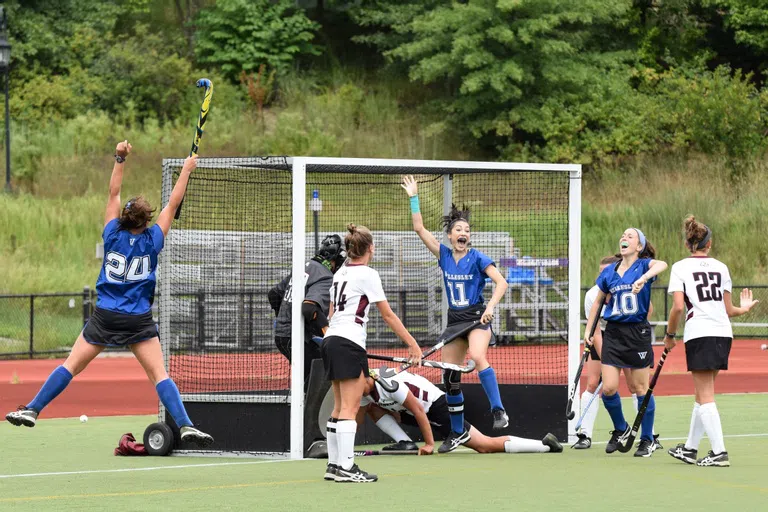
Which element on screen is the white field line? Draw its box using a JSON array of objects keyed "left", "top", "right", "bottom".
[{"left": 0, "top": 458, "right": 301, "bottom": 480}]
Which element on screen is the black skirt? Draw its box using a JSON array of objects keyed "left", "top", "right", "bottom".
[
  {"left": 82, "top": 307, "right": 158, "bottom": 347},
  {"left": 685, "top": 336, "right": 732, "bottom": 371},
  {"left": 321, "top": 335, "right": 369, "bottom": 381},
  {"left": 438, "top": 304, "right": 491, "bottom": 342},
  {"left": 601, "top": 321, "right": 653, "bottom": 369}
]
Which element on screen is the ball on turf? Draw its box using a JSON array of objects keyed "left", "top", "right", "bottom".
[
  {"left": 79, "top": 414, "right": 88, "bottom": 423},
  {"left": 761, "top": 344, "right": 767, "bottom": 351}
]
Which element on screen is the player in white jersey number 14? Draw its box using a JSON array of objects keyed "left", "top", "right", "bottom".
[{"left": 321, "top": 224, "right": 422, "bottom": 484}]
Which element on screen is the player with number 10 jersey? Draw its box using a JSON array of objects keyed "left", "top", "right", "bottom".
[{"left": 584, "top": 227, "right": 667, "bottom": 458}]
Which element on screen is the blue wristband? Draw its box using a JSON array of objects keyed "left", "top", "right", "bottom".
[{"left": 410, "top": 195, "right": 420, "bottom": 214}]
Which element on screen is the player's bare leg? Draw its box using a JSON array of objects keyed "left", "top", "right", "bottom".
[
  {"left": 468, "top": 329, "right": 508, "bottom": 430},
  {"left": 464, "top": 425, "right": 561, "bottom": 454},
  {"left": 334, "top": 373, "right": 377, "bottom": 482}
]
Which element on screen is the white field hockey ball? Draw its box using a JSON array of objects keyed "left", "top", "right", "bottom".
[
  {"left": 79, "top": 415, "right": 88, "bottom": 423},
  {"left": 761, "top": 344, "right": 767, "bottom": 351}
]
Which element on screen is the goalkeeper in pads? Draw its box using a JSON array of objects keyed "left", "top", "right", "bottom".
[
  {"left": 269, "top": 234, "right": 347, "bottom": 387},
  {"left": 362, "top": 368, "right": 562, "bottom": 456}
]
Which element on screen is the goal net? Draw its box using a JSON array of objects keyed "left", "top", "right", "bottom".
[{"left": 159, "top": 157, "right": 582, "bottom": 458}]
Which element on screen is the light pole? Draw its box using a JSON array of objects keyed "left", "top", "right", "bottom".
[{"left": 0, "top": 8, "right": 10, "bottom": 193}]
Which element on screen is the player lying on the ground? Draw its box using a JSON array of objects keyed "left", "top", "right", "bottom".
[{"left": 361, "top": 368, "right": 562, "bottom": 455}]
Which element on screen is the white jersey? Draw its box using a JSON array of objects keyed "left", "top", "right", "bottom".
[
  {"left": 360, "top": 371, "right": 443, "bottom": 415},
  {"left": 584, "top": 285, "right": 607, "bottom": 332},
  {"left": 667, "top": 257, "right": 733, "bottom": 342},
  {"left": 324, "top": 264, "right": 387, "bottom": 348}
]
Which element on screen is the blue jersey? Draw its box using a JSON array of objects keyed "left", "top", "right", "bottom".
[
  {"left": 438, "top": 244, "right": 494, "bottom": 310},
  {"left": 96, "top": 219, "right": 164, "bottom": 315},
  {"left": 596, "top": 258, "right": 655, "bottom": 323}
]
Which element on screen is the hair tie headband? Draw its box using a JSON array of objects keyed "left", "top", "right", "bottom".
[
  {"left": 124, "top": 201, "right": 132, "bottom": 211},
  {"left": 631, "top": 228, "right": 646, "bottom": 250},
  {"left": 696, "top": 225, "right": 711, "bottom": 250}
]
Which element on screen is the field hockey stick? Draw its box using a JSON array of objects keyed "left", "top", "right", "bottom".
[
  {"left": 574, "top": 379, "right": 602, "bottom": 432},
  {"left": 175, "top": 78, "right": 213, "bottom": 220},
  {"left": 369, "top": 354, "right": 476, "bottom": 373},
  {"left": 566, "top": 303, "right": 605, "bottom": 420},
  {"left": 617, "top": 347, "right": 670, "bottom": 453},
  {"left": 354, "top": 450, "right": 418, "bottom": 457},
  {"left": 400, "top": 319, "right": 482, "bottom": 371}
]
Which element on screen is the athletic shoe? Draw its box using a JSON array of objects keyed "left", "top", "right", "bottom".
[
  {"left": 382, "top": 440, "right": 418, "bottom": 451},
  {"left": 438, "top": 429, "right": 471, "bottom": 453},
  {"left": 492, "top": 408, "right": 509, "bottom": 430},
  {"left": 324, "top": 464, "right": 339, "bottom": 481},
  {"left": 653, "top": 434, "right": 663, "bottom": 450},
  {"left": 5, "top": 406, "right": 38, "bottom": 427},
  {"left": 696, "top": 450, "right": 730, "bottom": 467},
  {"left": 180, "top": 426, "right": 214, "bottom": 447},
  {"left": 634, "top": 438, "right": 656, "bottom": 458},
  {"left": 571, "top": 433, "right": 592, "bottom": 450},
  {"left": 335, "top": 464, "right": 378, "bottom": 483},
  {"left": 542, "top": 433, "right": 563, "bottom": 453},
  {"left": 668, "top": 443, "right": 697, "bottom": 465},
  {"left": 606, "top": 425, "right": 630, "bottom": 454}
]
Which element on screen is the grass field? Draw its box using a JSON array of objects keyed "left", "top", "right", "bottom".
[{"left": 1, "top": 394, "right": 767, "bottom": 511}]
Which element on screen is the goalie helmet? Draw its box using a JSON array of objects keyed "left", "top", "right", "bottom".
[{"left": 315, "top": 234, "right": 346, "bottom": 272}]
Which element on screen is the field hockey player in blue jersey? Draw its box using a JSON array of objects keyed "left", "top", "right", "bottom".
[
  {"left": 6, "top": 141, "right": 213, "bottom": 447},
  {"left": 402, "top": 175, "right": 509, "bottom": 453},
  {"left": 583, "top": 228, "right": 667, "bottom": 457}
]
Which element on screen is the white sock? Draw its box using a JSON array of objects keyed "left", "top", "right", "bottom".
[
  {"left": 376, "top": 415, "right": 411, "bottom": 443},
  {"left": 579, "top": 390, "right": 600, "bottom": 438},
  {"left": 631, "top": 392, "right": 656, "bottom": 436},
  {"left": 504, "top": 436, "right": 550, "bottom": 453},
  {"left": 336, "top": 420, "right": 357, "bottom": 470},
  {"left": 699, "top": 402, "right": 726, "bottom": 454},
  {"left": 326, "top": 418, "right": 338, "bottom": 466},
  {"left": 685, "top": 403, "right": 703, "bottom": 450}
]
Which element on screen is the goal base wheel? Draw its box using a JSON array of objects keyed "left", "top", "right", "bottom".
[{"left": 143, "top": 422, "right": 174, "bottom": 456}]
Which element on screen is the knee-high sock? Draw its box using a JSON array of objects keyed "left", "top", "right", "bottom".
[
  {"left": 336, "top": 420, "right": 357, "bottom": 471},
  {"left": 504, "top": 436, "right": 550, "bottom": 453},
  {"left": 478, "top": 367, "right": 503, "bottom": 410},
  {"left": 699, "top": 402, "right": 726, "bottom": 454},
  {"left": 601, "top": 392, "right": 627, "bottom": 432},
  {"left": 638, "top": 394, "right": 655, "bottom": 442},
  {"left": 446, "top": 392, "right": 465, "bottom": 434},
  {"left": 156, "top": 378, "right": 192, "bottom": 428},
  {"left": 685, "top": 403, "right": 704, "bottom": 450},
  {"left": 579, "top": 390, "right": 600, "bottom": 438},
  {"left": 376, "top": 415, "right": 411, "bottom": 442},
  {"left": 326, "top": 418, "right": 338, "bottom": 466},
  {"left": 27, "top": 366, "right": 73, "bottom": 413},
  {"left": 632, "top": 392, "right": 656, "bottom": 435}
]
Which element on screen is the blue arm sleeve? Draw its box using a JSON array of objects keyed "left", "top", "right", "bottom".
[
  {"left": 102, "top": 219, "right": 119, "bottom": 242},
  {"left": 438, "top": 244, "right": 451, "bottom": 270},
  {"left": 150, "top": 225, "right": 165, "bottom": 253},
  {"left": 476, "top": 250, "right": 495, "bottom": 275},
  {"left": 596, "top": 267, "right": 610, "bottom": 294}
]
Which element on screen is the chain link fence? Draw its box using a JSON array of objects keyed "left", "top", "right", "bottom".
[{"left": 2, "top": 285, "right": 767, "bottom": 359}]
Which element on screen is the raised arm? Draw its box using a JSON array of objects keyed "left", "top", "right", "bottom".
[
  {"left": 401, "top": 175, "right": 440, "bottom": 257},
  {"left": 376, "top": 300, "right": 422, "bottom": 365},
  {"left": 632, "top": 259, "right": 668, "bottom": 294},
  {"left": 155, "top": 156, "right": 198, "bottom": 237},
  {"left": 104, "top": 140, "right": 132, "bottom": 227}
]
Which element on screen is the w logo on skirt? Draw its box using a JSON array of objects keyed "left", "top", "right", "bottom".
[{"left": 638, "top": 351, "right": 648, "bottom": 359}]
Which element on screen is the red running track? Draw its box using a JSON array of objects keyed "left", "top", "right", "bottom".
[{"left": 1, "top": 340, "right": 766, "bottom": 419}]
